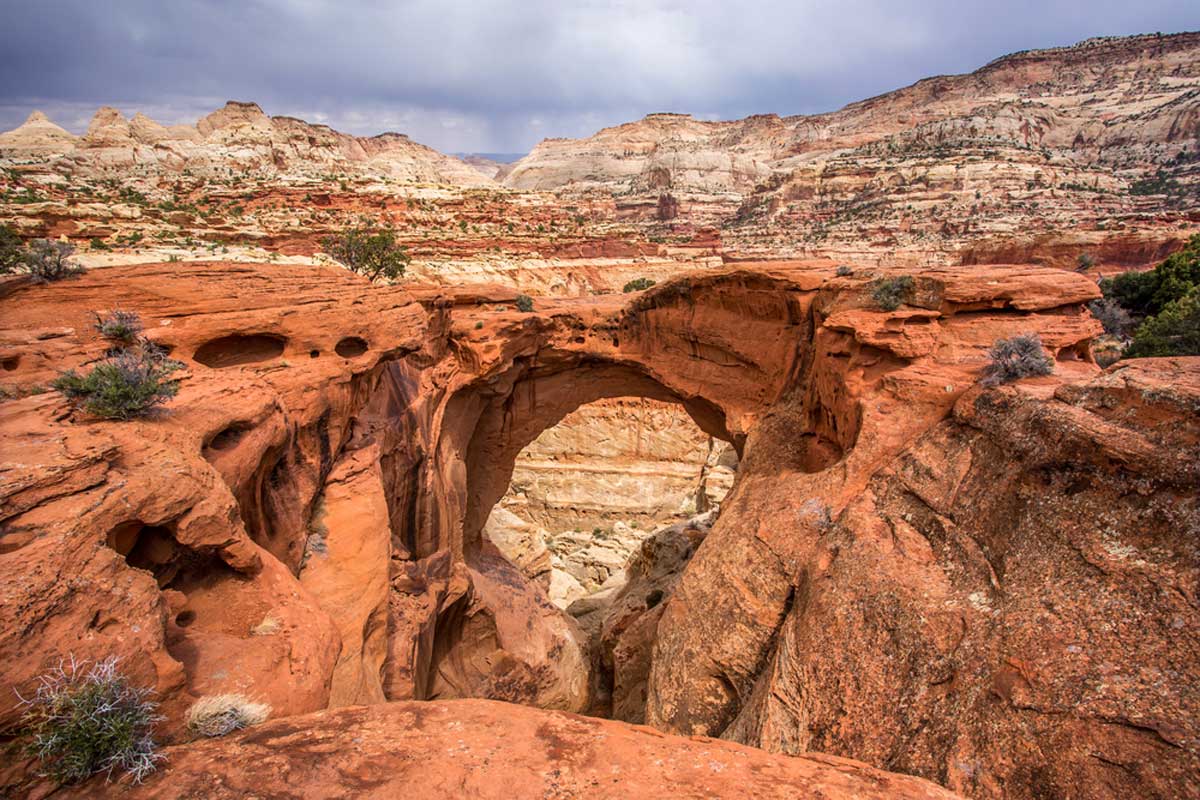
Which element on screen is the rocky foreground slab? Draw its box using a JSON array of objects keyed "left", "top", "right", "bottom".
[{"left": 58, "top": 700, "right": 962, "bottom": 799}]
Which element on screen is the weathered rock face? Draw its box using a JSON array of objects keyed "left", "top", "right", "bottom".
[
  {"left": 712, "top": 358, "right": 1200, "bottom": 799},
  {"left": 1, "top": 259, "right": 1196, "bottom": 800},
  {"left": 505, "top": 33, "right": 1200, "bottom": 265},
  {"left": 57, "top": 700, "right": 963, "bottom": 800}
]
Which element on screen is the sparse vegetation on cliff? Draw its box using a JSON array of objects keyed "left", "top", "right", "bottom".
[
  {"left": 94, "top": 309, "right": 143, "bottom": 345},
  {"left": 515, "top": 294, "right": 534, "bottom": 312},
  {"left": 53, "top": 344, "right": 183, "bottom": 419},
  {"left": 623, "top": 277, "right": 656, "bottom": 292},
  {"left": 982, "top": 333, "right": 1054, "bottom": 385},
  {"left": 871, "top": 275, "right": 914, "bottom": 311},
  {"left": 1101, "top": 235, "right": 1200, "bottom": 317},
  {"left": 18, "top": 656, "right": 163, "bottom": 784},
  {"left": 322, "top": 226, "right": 410, "bottom": 283}
]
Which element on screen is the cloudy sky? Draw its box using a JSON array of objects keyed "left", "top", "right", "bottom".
[{"left": 1, "top": 0, "right": 1198, "bottom": 154}]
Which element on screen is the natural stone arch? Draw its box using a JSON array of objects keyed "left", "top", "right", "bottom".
[
  {"left": 379, "top": 270, "right": 856, "bottom": 717},
  {"left": 459, "top": 360, "right": 734, "bottom": 556}
]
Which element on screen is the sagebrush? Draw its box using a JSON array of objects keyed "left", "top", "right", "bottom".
[
  {"left": 1087, "top": 298, "right": 1133, "bottom": 337},
  {"left": 870, "top": 275, "right": 914, "bottom": 311},
  {"left": 18, "top": 656, "right": 163, "bottom": 784},
  {"left": 94, "top": 309, "right": 144, "bottom": 345},
  {"left": 53, "top": 345, "right": 182, "bottom": 419},
  {"left": 515, "top": 294, "right": 534, "bottom": 312},
  {"left": 982, "top": 333, "right": 1054, "bottom": 385}
]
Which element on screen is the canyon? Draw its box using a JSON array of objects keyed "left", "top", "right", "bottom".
[{"left": 0, "top": 29, "right": 1197, "bottom": 800}]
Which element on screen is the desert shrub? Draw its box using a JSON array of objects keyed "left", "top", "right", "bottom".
[
  {"left": 21, "top": 239, "right": 84, "bottom": 282},
  {"left": 1101, "top": 234, "right": 1200, "bottom": 317},
  {"left": 515, "top": 294, "right": 534, "bottom": 312},
  {"left": 18, "top": 656, "right": 163, "bottom": 784},
  {"left": 622, "top": 277, "right": 656, "bottom": 292},
  {"left": 321, "top": 226, "right": 410, "bottom": 283},
  {"left": 94, "top": 309, "right": 143, "bottom": 345},
  {"left": 185, "top": 694, "right": 271, "bottom": 738},
  {"left": 53, "top": 346, "right": 182, "bottom": 419},
  {"left": 1124, "top": 290, "right": 1200, "bottom": 358},
  {"left": 1087, "top": 298, "right": 1134, "bottom": 337},
  {"left": 982, "top": 333, "right": 1054, "bottom": 386},
  {"left": 835, "top": 265, "right": 853, "bottom": 277},
  {"left": 1076, "top": 252, "right": 1095, "bottom": 271},
  {"left": 0, "top": 223, "right": 23, "bottom": 274},
  {"left": 870, "top": 275, "right": 914, "bottom": 311}
]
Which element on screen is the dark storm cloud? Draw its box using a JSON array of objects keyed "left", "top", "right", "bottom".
[{"left": 1, "top": 0, "right": 1198, "bottom": 152}]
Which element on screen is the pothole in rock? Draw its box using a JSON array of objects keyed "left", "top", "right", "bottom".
[{"left": 193, "top": 333, "right": 287, "bottom": 368}]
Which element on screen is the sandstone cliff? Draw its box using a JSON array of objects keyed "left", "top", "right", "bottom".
[
  {"left": 504, "top": 33, "right": 1200, "bottom": 264},
  {"left": 0, "top": 101, "right": 492, "bottom": 186}
]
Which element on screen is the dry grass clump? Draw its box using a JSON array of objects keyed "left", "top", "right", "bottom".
[{"left": 185, "top": 694, "right": 271, "bottom": 738}]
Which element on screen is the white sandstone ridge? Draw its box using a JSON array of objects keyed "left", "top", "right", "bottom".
[
  {"left": 0, "top": 101, "right": 493, "bottom": 186},
  {"left": 501, "top": 31, "right": 1200, "bottom": 195},
  {"left": 484, "top": 397, "right": 736, "bottom": 608}
]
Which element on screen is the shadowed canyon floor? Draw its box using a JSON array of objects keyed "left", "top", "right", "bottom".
[{"left": 1, "top": 258, "right": 1196, "bottom": 799}]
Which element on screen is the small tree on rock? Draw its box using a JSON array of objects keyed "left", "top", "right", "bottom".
[
  {"left": 1124, "top": 290, "right": 1200, "bottom": 358},
  {"left": 982, "top": 333, "right": 1054, "bottom": 386},
  {"left": 20, "top": 239, "right": 84, "bottom": 282},
  {"left": 94, "top": 309, "right": 144, "bottom": 346},
  {"left": 322, "top": 227, "right": 410, "bottom": 283}
]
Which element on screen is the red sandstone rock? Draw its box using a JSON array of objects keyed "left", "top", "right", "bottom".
[
  {"left": 58, "top": 700, "right": 964, "bottom": 800},
  {"left": 0, "top": 260, "right": 1194, "bottom": 800}
]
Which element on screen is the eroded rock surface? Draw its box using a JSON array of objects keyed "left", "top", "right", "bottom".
[
  {"left": 1, "top": 259, "right": 1195, "bottom": 800},
  {"left": 58, "top": 700, "right": 963, "bottom": 800}
]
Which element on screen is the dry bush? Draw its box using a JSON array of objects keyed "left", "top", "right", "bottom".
[
  {"left": 982, "top": 333, "right": 1054, "bottom": 386},
  {"left": 185, "top": 694, "right": 271, "bottom": 738}
]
